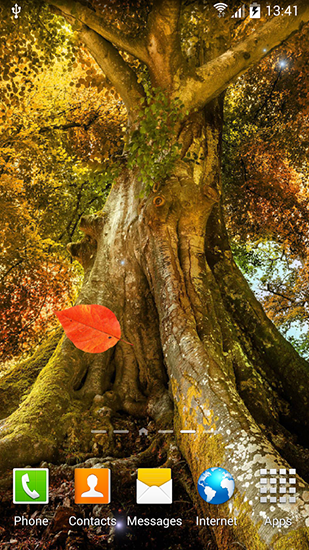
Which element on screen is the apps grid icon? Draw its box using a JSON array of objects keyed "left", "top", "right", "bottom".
[{"left": 259, "top": 469, "right": 297, "bottom": 504}]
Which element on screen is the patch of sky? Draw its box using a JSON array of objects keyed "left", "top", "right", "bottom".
[{"left": 232, "top": 239, "right": 309, "bottom": 359}]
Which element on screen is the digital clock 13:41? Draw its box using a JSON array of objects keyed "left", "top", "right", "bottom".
[{"left": 267, "top": 5, "right": 298, "bottom": 16}]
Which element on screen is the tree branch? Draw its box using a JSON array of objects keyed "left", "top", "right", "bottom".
[
  {"left": 266, "top": 283, "right": 296, "bottom": 303},
  {"left": 178, "top": 2, "right": 309, "bottom": 111},
  {"left": 39, "top": 113, "right": 100, "bottom": 133},
  {"left": 148, "top": 0, "right": 182, "bottom": 34},
  {"left": 146, "top": 0, "right": 184, "bottom": 88},
  {"left": 78, "top": 26, "right": 145, "bottom": 116},
  {"left": 48, "top": 0, "right": 148, "bottom": 62}
]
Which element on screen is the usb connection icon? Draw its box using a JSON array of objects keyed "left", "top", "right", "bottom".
[{"left": 12, "top": 4, "right": 22, "bottom": 19}]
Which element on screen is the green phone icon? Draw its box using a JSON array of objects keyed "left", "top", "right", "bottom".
[{"left": 13, "top": 469, "right": 49, "bottom": 504}]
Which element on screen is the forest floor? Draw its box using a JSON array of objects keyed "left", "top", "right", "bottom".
[{"left": 0, "top": 415, "right": 214, "bottom": 549}]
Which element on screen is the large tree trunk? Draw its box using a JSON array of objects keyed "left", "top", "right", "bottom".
[{"left": 1, "top": 101, "right": 309, "bottom": 549}]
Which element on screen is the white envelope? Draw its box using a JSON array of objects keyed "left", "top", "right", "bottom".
[{"left": 136, "top": 479, "right": 173, "bottom": 504}]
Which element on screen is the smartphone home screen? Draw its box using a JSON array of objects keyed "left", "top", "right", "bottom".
[{"left": 1, "top": 1, "right": 309, "bottom": 549}]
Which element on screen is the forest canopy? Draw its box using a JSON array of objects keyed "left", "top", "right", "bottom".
[
  {"left": 1, "top": 0, "right": 309, "bottom": 362},
  {"left": 0, "top": 1, "right": 125, "bottom": 359}
]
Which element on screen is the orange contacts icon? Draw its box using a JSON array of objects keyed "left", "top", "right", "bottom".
[{"left": 75, "top": 469, "right": 111, "bottom": 504}]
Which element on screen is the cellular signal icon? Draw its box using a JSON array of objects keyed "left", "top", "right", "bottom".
[
  {"left": 232, "top": 5, "right": 245, "bottom": 18},
  {"left": 214, "top": 3, "right": 228, "bottom": 17}
]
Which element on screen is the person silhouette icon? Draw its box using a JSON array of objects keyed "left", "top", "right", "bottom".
[
  {"left": 81, "top": 474, "right": 104, "bottom": 498},
  {"left": 75, "top": 468, "right": 110, "bottom": 504}
]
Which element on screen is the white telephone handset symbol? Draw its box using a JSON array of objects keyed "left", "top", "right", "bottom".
[{"left": 22, "top": 473, "right": 40, "bottom": 499}]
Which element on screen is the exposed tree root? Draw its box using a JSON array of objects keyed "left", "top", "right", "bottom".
[
  {"left": 0, "top": 329, "right": 61, "bottom": 421},
  {"left": 1, "top": 157, "right": 309, "bottom": 549},
  {"left": 0, "top": 337, "right": 87, "bottom": 472},
  {"left": 74, "top": 435, "right": 168, "bottom": 477}
]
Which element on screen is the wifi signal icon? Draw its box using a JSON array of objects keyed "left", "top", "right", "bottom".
[{"left": 214, "top": 3, "right": 228, "bottom": 16}]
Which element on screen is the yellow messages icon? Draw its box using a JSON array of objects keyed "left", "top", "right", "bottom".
[{"left": 136, "top": 468, "right": 172, "bottom": 504}]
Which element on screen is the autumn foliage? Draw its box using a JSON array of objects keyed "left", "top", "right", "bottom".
[
  {"left": 0, "top": 3, "right": 126, "bottom": 361},
  {"left": 223, "top": 26, "right": 309, "bottom": 351},
  {"left": 1, "top": 1, "right": 309, "bottom": 362}
]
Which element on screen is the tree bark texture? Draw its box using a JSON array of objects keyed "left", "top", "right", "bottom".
[
  {"left": 1, "top": 101, "right": 309, "bottom": 549},
  {"left": 2, "top": 2, "right": 309, "bottom": 547}
]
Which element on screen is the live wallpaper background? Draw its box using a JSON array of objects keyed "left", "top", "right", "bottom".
[{"left": 1, "top": 1, "right": 309, "bottom": 548}]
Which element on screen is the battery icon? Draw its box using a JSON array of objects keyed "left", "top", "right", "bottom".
[{"left": 249, "top": 2, "right": 261, "bottom": 18}]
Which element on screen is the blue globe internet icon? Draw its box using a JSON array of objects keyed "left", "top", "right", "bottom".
[{"left": 197, "top": 467, "right": 235, "bottom": 504}]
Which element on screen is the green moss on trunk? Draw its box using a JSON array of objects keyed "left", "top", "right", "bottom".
[
  {"left": 0, "top": 335, "right": 81, "bottom": 471},
  {"left": 0, "top": 330, "right": 62, "bottom": 420},
  {"left": 273, "top": 527, "right": 309, "bottom": 549}
]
